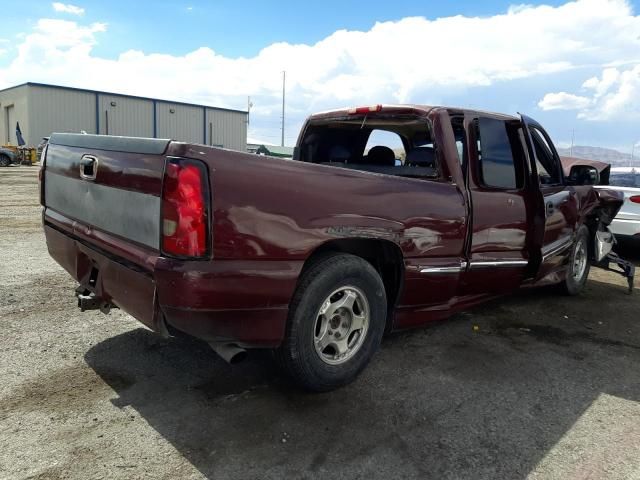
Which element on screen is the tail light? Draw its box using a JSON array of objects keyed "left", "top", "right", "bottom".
[
  {"left": 630, "top": 195, "right": 640, "bottom": 204},
  {"left": 161, "top": 158, "right": 209, "bottom": 258}
]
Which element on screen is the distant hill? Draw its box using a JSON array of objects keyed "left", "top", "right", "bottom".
[{"left": 556, "top": 145, "right": 639, "bottom": 167}]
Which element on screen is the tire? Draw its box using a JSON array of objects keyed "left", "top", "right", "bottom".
[
  {"left": 0, "top": 155, "right": 10, "bottom": 167},
  {"left": 275, "top": 253, "right": 387, "bottom": 392},
  {"left": 560, "top": 225, "right": 590, "bottom": 295}
]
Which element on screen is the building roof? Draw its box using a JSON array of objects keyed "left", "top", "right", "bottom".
[
  {"left": 0, "top": 82, "right": 248, "bottom": 115},
  {"left": 252, "top": 144, "right": 294, "bottom": 158}
]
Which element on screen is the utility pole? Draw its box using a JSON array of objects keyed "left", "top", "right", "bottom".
[
  {"left": 570, "top": 129, "right": 575, "bottom": 157},
  {"left": 281, "top": 71, "right": 286, "bottom": 147},
  {"left": 247, "top": 96, "right": 253, "bottom": 125}
]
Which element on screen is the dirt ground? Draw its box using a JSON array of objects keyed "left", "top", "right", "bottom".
[{"left": 1, "top": 165, "right": 640, "bottom": 480}]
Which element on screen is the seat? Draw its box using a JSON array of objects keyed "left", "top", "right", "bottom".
[
  {"left": 366, "top": 146, "right": 396, "bottom": 166},
  {"left": 406, "top": 146, "right": 436, "bottom": 168},
  {"left": 328, "top": 145, "right": 351, "bottom": 163}
]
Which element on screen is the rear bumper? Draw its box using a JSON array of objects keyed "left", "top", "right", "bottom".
[{"left": 44, "top": 219, "right": 302, "bottom": 348}]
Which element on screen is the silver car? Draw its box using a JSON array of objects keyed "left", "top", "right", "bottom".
[{"left": 599, "top": 167, "right": 640, "bottom": 240}]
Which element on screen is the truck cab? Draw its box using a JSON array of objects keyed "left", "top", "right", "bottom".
[{"left": 295, "top": 105, "right": 626, "bottom": 301}]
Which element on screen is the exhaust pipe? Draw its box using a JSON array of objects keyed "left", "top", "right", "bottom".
[{"left": 209, "top": 342, "right": 247, "bottom": 364}]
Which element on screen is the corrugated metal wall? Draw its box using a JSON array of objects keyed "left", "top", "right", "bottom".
[
  {"left": 0, "top": 84, "right": 247, "bottom": 150},
  {"left": 28, "top": 85, "right": 96, "bottom": 145},
  {"left": 156, "top": 102, "right": 204, "bottom": 144},
  {"left": 97, "top": 94, "right": 154, "bottom": 137},
  {"left": 206, "top": 108, "right": 247, "bottom": 151},
  {"left": 0, "top": 85, "right": 29, "bottom": 145}
]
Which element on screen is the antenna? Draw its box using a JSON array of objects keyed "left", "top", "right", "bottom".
[{"left": 281, "top": 71, "right": 286, "bottom": 147}]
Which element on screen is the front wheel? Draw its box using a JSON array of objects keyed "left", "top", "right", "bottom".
[
  {"left": 275, "top": 253, "right": 387, "bottom": 392},
  {"left": 560, "top": 225, "right": 590, "bottom": 295},
  {"left": 0, "top": 155, "right": 10, "bottom": 167}
]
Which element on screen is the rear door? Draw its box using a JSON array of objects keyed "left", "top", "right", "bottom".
[
  {"left": 519, "top": 115, "right": 578, "bottom": 280},
  {"left": 460, "top": 115, "right": 533, "bottom": 296}
]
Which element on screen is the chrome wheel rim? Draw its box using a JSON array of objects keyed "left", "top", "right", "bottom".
[
  {"left": 573, "top": 239, "right": 587, "bottom": 281},
  {"left": 313, "top": 286, "right": 370, "bottom": 365}
]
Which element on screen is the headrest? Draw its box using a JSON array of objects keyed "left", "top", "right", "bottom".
[
  {"left": 367, "top": 145, "right": 396, "bottom": 166},
  {"left": 406, "top": 147, "right": 436, "bottom": 168}
]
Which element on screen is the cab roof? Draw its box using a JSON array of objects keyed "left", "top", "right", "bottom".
[{"left": 308, "top": 104, "right": 519, "bottom": 122}]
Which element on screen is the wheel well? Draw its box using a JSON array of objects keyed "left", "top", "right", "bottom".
[{"left": 301, "top": 239, "right": 405, "bottom": 331}]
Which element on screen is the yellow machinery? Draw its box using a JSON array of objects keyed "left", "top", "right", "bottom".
[{"left": 0, "top": 144, "right": 37, "bottom": 165}]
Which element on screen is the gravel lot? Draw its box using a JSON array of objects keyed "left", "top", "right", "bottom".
[{"left": 1, "top": 165, "right": 640, "bottom": 480}]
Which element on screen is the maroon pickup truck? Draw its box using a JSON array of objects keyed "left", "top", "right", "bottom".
[{"left": 40, "top": 105, "right": 634, "bottom": 391}]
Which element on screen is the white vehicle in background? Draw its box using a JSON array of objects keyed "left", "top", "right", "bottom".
[{"left": 599, "top": 167, "right": 640, "bottom": 241}]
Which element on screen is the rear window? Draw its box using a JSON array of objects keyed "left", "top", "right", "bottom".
[
  {"left": 298, "top": 115, "right": 438, "bottom": 179},
  {"left": 609, "top": 170, "right": 640, "bottom": 188}
]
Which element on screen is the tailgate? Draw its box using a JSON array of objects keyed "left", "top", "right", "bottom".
[{"left": 43, "top": 133, "right": 170, "bottom": 251}]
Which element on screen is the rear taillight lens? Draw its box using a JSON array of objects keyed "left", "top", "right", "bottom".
[
  {"left": 161, "top": 158, "right": 209, "bottom": 258},
  {"left": 630, "top": 195, "right": 640, "bottom": 204}
]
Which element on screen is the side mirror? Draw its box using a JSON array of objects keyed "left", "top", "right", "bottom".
[{"left": 568, "top": 165, "right": 600, "bottom": 185}]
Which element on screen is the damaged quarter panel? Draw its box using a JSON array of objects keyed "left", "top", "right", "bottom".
[{"left": 203, "top": 147, "right": 467, "bottom": 260}]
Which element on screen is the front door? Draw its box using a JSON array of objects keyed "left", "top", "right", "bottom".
[{"left": 520, "top": 115, "right": 578, "bottom": 281}]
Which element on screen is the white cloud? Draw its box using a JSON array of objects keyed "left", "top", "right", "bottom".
[
  {"left": 540, "top": 64, "right": 640, "bottom": 120},
  {"left": 52, "top": 3, "right": 85, "bottom": 15},
  {"left": 538, "top": 92, "right": 592, "bottom": 110},
  {"left": 1, "top": 0, "right": 639, "bottom": 141}
]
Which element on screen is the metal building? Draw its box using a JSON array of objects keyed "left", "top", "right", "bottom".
[{"left": 0, "top": 82, "right": 248, "bottom": 151}]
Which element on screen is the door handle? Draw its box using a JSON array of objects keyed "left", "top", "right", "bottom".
[
  {"left": 545, "top": 201, "right": 555, "bottom": 217},
  {"left": 79, "top": 155, "right": 98, "bottom": 180}
]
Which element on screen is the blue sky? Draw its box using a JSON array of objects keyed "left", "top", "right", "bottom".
[
  {"left": 2, "top": 0, "right": 577, "bottom": 58},
  {"left": 1, "top": 1, "right": 640, "bottom": 151}
]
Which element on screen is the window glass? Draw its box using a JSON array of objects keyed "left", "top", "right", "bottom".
[
  {"left": 450, "top": 116, "right": 467, "bottom": 185},
  {"left": 476, "top": 117, "right": 519, "bottom": 189},
  {"left": 365, "top": 130, "right": 404, "bottom": 165},
  {"left": 530, "top": 127, "right": 561, "bottom": 185}
]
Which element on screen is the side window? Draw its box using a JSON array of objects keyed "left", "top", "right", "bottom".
[
  {"left": 530, "top": 127, "right": 561, "bottom": 185},
  {"left": 450, "top": 116, "right": 467, "bottom": 183},
  {"left": 475, "top": 117, "right": 521, "bottom": 189},
  {"left": 364, "top": 130, "right": 404, "bottom": 165}
]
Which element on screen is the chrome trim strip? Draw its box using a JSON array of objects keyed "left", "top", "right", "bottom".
[
  {"left": 542, "top": 236, "right": 573, "bottom": 261},
  {"left": 420, "top": 261, "right": 467, "bottom": 274},
  {"left": 469, "top": 260, "right": 528, "bottom": 269}
]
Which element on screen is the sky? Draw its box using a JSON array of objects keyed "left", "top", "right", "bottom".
[{"left": 1, "top": 0, "right": 639, "bottom": 151}]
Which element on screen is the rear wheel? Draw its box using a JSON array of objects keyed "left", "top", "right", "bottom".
[
  {"left": 276, "top": 253, "right": 387, "bottom": 391},
  {"left": 0, "top": 155, "right": 10, "bottom": 167},
  {"left": 560, "top": 225, "right": 590, "bottom": 295}
]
